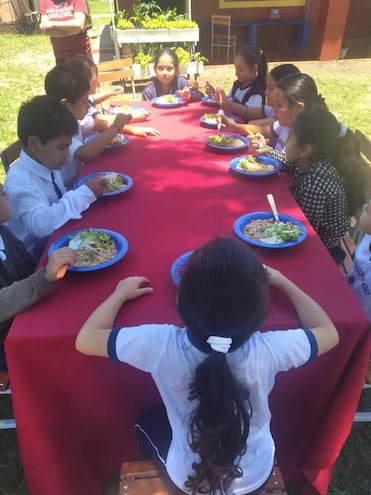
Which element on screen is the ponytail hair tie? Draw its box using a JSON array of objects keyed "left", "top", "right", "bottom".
[
  {"left": 338, "top": 122, "right": 348, "bottom": 138},
  {"left": 207, "top": 336, "right": 232, "bottom": 354}
]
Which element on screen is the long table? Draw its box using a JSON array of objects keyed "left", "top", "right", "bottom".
[{"left": 6, "top": 101, "right": 371, "bottom": 495}]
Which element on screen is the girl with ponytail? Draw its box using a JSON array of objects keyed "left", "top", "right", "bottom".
[{"left": 76, "top": 237, "right": 338, "bottom": 494}]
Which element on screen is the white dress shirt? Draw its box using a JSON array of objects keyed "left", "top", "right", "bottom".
[{"left": 4, "top": 149, "right": 96, "bottom": 258}]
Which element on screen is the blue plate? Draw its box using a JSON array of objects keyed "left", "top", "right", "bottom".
[
  {"left": 74, "top": 172, "right": 133, "bottom": 197},
  {"left": 229, "top": 156, "right": 282, "bottom": 177},
  {"left": 234, "top": 212, "right": 307, "bottom": 248},
  {"left": 170, "top": 251, "right": 193, "bottom": 287},
  {"left": 84, "top": 133, "right": 129, "bottom": 149},
  {"left": 200, "top": 113, "right": 239, "bottom": 129},
  {"left": 48, "top": 228, "right": 129, "bottom": 272},
  {"left": 206, "top": 134, "right": 249, "bottom": 154},
  {"left": 201, "top": 96, "right": 220, "bottom": 107},
  {"left": 151, "top": 95, "right": 184, "bottom": 108}
]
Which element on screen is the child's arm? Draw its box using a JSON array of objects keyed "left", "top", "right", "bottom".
[
  {"left": 91, "top": 114, "right": 160, "bottom": 138},
  {"left": 215, "top": 88, "right": 264, "bottom": 122},
  {"left": 265, "top": 266, "right": 339, "bottom": 355},
  {"left": 92, "top": 86, "right": 124, "bottom": 106},
  {"left": 75, "top": 113, "right": 132, "bottom": 162},
  {"left": 75, "top": 276, "right": 153, "bottom": 357},
  {"left": 0, "top": 247, "right": 76, "bottom": 323}
]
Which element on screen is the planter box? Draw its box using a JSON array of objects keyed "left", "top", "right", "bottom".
[
  {"left": 133, "top": 63, "right": 155, "bottom": 79},
  {"left": 114, "top": 27, "right": 199, "bottom": 45}
]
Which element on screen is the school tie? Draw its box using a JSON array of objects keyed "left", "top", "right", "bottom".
[{"left": 50, "top": 171, "right": 62, "bottom": 199}]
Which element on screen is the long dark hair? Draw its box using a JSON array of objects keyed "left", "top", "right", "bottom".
[
  {"left": 277, "top": 73, "right": 327, "bottom": 112},
  {"left": 177, "top": 237, "right": 269, "bottom": 494},
  {"left": 293, "top": 110, "right": 369, "bottom": 215},
  {"left": 269, "top": 63, "right": 300, "bottom": 83}
]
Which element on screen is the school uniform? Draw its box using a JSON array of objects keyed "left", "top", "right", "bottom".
[
  {"left": 4, "top": 149, "right": 96, "bottom": 261},
  {"left": 108, "top": 323, "right": 317, "bottom": 495}
]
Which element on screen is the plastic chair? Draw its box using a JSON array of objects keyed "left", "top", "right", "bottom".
[
  {"left": 0, "top": 139, "right": 22, "bottom": 174},
  {"left": 97, "top": 58, "right": 136, "bottom": 100},
  {"left": 211, "top": 15, "right": 237, "bottom": 63}
]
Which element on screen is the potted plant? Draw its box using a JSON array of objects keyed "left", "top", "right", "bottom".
[
  {"left": 187, "top": 52, "right": 209, "bottom": 76},
  {"left": 173, "top": 46, "right": 191, "bottom": 74},
  {"left": 133, "top": 51, "right": 153, "bottom": 78}
]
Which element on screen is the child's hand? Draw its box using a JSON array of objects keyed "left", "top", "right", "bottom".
[
  {"left": 249, "top": 132, "right": 268, "bottom": 154},
  {"left": 124, "top": 126, "right": 160, "bottom": 137},
  {"left": 85, "top": 175, "right": 108, "bottom": 198},
  {"left": 264, "top": 265, "right": 289, "bottom": 289},
  {"left": 111, "top": 86, "right": 124, "bottom": 96},
  {"left": 129, "top": 110, "right": 151, "bottom": 123},
  {"left": 45, "top": 247, "right": 76, "bottom": 282},
  {"left": 221, "top": 113, "right": 237, "bottom": 131},
  {"left": 205, "top": 81, "right": 215, "bottom": 98},
  {"left": 114, "top": 276, "right": 153, "bottom": 302},
  {"left": 177, "top": 86, "right": 191, "bottom": 102},
  {"left": 113, "top": 112, "right": 132, "bottom": 129},
  {"left": 214, "top": 88, "right": 227, "bottom": 106}
]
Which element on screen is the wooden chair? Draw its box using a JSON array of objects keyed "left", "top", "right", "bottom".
[
  {"left": 211, "top": 15, "right": 237, "bottom": 63},
  {"left": 0, "top": 139, "right": 22, "bottom": 174},
  {"left": 118, "top": 458, "right": 288, "bottom": 495},
  {"left": 96, "top": 58, "right": 136, "bottom": 100},
  {"left": 0, "top": 370, "right": 15, "bottom": 430}
]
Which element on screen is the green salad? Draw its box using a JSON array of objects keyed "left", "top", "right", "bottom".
[
  {"left": 260, "top": 223, "right": 302, "bottom": 243},
  {"left": 208, "top": 135, "right": 244, "bottom": 147},
  {"left": 70, "top": 230, "right": 113, "bottom": 250},
  {"left": 105, "top": 173, "right": 124, "bottom": 192}
]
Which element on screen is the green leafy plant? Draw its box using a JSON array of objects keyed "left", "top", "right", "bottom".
[
  {"left": 173, "top": 46, "right": 191, "bottom": 66},
  {"left": 114, "top": 0, "right": 197, "bottom": 30},
  {"left": 134, "top": 51, "right": 152, "bottom": 69},
  {"left": 192, "top": 52, "right": 209, "bottom": 63}
]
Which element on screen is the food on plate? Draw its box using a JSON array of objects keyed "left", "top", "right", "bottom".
[
  {"left": 160, "top": 95, "right": 180, "bottom": 103},
  {"left": 69, "top": 230, "right": 117, "bottom": 266},
  {"left": 202, "top": 113, "right": 217, "bottom": 122},
  {"left": 109, "top": 134, "right": 125, "bottom": 146},
  {"left": 243, "top": 218, "right": 302, "bottom": 244},
  {"left": 236, "top": 156, "right": 275, "bottom": 173},
  {"left": 103, "top": 172, "right": 125, "bottom": 192},
  {"left": 207, "top": 134, "right": 245, "bottom": 148}
]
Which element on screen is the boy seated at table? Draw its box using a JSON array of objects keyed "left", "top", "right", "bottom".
[
  {"left": 4, "top": 95, "right": 107, "bottom": 263},
  {"left": 0, "top": 181, "right": 76, "bottom": 374},
  {"left": 67, "top": 55, "right": 160, "bottom": 139},
  {"left": 44, "top": 62, "right": 132, "bottom": 188}
]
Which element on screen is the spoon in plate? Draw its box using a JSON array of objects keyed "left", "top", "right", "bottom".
[{"left": 266, "top": 193, "right": 282, "bottom": 224}]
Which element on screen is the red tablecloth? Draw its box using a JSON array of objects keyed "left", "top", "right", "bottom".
[{"left": 6, "top": 102, "right": 371, "bottom": 495}]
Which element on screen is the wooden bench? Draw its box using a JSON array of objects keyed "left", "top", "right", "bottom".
[{"left": 118, "top": 459, "right": 288, "bottom": 495}]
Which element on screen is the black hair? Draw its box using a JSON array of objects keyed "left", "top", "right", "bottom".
[
  {"left": 277, "top": 73, "right": 327, "bottom": 112},
  {"left": 293, "top": 110, "right": 369, "bottom": 215},
  {"left": 177, "top": 237, "right": 269, "bottom": 494},
  {"left": 17, "top": 95, "right": 78, "bottom": 146},
  {"left": 234, "top": 46, "right": 268, "bottom": 89},
  {"left": 44, "top": 63, "right": 90, "bottom": 103},
  {"left": 269, "top": 63, "right": 300, "bottom": 83},
  {"left": 68, "top": 55, "right": 98, "bottom": 81},
  {"left": 153, "top": 47, "right": 179, "bottom": 72}
]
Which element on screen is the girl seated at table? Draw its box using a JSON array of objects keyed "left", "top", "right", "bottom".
[
  {"left": 211, "top": 45, "right": 268, "bottom": 122},
  {"left": 248, "top": 63, "right": 301, "bottom": 126},
  {"left": 222, "top": 73, "right": 326, "bottom": 154},
  {"left": 75, "top": 236, "right": 339, "bottom": 495},
  {"left": 0, "top": 182, "right": 76, "bottom": 372},
  {"left": 67, "top": 56, "right": 160, "bottom": 138},
  {"left": 284, "top": 109, "right": 369, "bottom": 264},
  {"left": 141, "top": 48, "right": 204, "bottom": 102}
]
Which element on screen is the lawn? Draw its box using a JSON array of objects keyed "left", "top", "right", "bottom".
[{"left": 0, "top": 1, "right": 371, "bottom": 494}]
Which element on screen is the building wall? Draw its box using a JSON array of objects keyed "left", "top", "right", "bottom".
[{"left": 116, "top": 0, "right": 365, "bottom": 60}]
